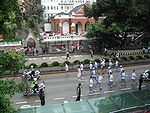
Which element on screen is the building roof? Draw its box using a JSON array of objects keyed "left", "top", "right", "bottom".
[{"left": 68, "top": 4, "right": 85, "bottom": 15}]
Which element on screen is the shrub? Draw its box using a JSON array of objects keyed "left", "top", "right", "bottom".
[
  {"left": 73, "top": 60, "right": 80, "bottom": 64},
  {"left": 120, "top": 56, "right": 128, "bottom": 61},
  {"left": 128, "top": 56, "right": 135, "bottom": 60},
  {"left": 83, "top": 59, "right": 90, "bottom": 64},
  {"left": 112, "top": 57, "right": 119, "bottom": 62},
  {"left": 144, "top": 54, "right": 150, "bottom": 59},
  {"left": 41, "top": 62, "right": 49, "bottom": 67},
  {"left": 94, "top": 59, "right": 100, "bottom": 63},
  {"left": 30, "top": 63, "right": 37, "bottom": 68},
  {"left": 52, "top": 61, "right": 60, "bottom": 67},
  {"left": 136, "top": 55, "right": 143, "bottom": 60},
  {"left": 59, "top": 63, "right": 65, "bottom": 67},
  {"left": 63, "top": 61, "right": 70, "bottom": 65},
  {"left": 104, "top": 58, "right": 109, "bottom": 62}
]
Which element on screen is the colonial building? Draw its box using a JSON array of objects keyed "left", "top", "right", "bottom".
[
  {"left": 40, "top": 3, "right": 101, "bottom": 53},
  {"left": 41, "top": 0, "right": 96, "bottom": 21}
]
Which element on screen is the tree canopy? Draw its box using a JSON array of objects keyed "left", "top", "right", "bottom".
[
  {"left": 0, "top": 0, "right": 23, "bottom": 41},
  {"left": 84, "top": 0, "right": 150, "bottom": 46}
]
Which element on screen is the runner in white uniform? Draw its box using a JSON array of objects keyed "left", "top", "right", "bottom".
[
  {"left": 108, "top": 67, "right": 113, "bottom": 74},
  {"left": 77, "top": 66, "right": 82, "bottom": 80},
  {"left": 115, "top": 60, "right": 119, "bottom": 71},
  {"left": 92, "top": 68, "right": 97, "bottom": 81},
  {"left": 121, "top": 70, "right": 127, "bottom": 86},
  {"left": 109, "top": 60, "right": 113, "bottom": 68},
  {"left": 120, "top": 65, "right": 124, "bottom": 75},
  {"left": 89, "top": 76, "right": 95, "bottom": 94},
  {"left": 97, "top": 74, "right": 103, "bottom": 90},
  {"left": 101, "top": 59, "right": 105, "bottom": 74},
  {"left": 131, "top": 70, "right": 137, "bottom": 85},
  {"left": 80, "top": 63, "right": 84, "bottom": 72},
  {"left": 89, "top": 62, "right": 93, "bottom": 73},
  {"left": 94, "top": 61, "right": 98, "bottom": 72},
  {"left": 65, "top": 63, "right": 71, "bottom": 77},
  {"left": 108, "top": 72, "right": 114, "bottom": 88}
]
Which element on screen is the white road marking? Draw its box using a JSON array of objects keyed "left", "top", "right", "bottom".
[
  {"left": 141, "top": 85, "right": 146, "bottom": 88},
  {"left": 89, "top": 92, "right": 101, "bottom": 95},
  {"left": 31, "top": 105, "right": 40, "bottom": 108},
  {"left": 64, "top": 101, "right": 68, "bottom": 103},
  {"left": 43, "top": 57, "right": 46, "bottom": 59},
  {"left": 121, "top": 87, "right": 131, "bottom": 91},
  {"left": 35, "top": 100, "right": 41, "bottom": 103},
  {"left": 72, "top": 95, "right": 83, "bottom": 98},
  {"left": 80, "top": 99, "right": 83, "bottom": 101},
  {"left": 104, "top": 90, "right": 114, "bottom": 93},
  {"left": 16, "top": 101, "right": 27, "bottom": 105},
  {"left": 21, "top": 105, "right": 31, "bottom": 109},
  {"left": 33, "top": 58, "right": 36, "bottom": 60},
  {"left": 54, "top": 97, "right": 64, "bottom": 100},
  {"left": 49, "top": 57, "right": 52, "bottom": 59}
]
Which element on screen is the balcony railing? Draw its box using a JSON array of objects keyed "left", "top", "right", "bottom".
[
  {"left": 41, "top": 35, "right": 88, "bottom": 42},
  {"left": 0, "top": 41, "right": 22, "bottom": 47}
]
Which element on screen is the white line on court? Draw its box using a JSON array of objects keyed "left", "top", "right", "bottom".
[
  {"left": 104, "top": 90, "right": 114, "bottom": 93},
  {"left": 121, "top": 87, "right": 131, "bottom": 91},
  {"left": 72, "top": 95, "right": 83, "bottom": 98},
  {"left": 89, "top": 92, "right": 101, "bottom": 96},
  {"left": 16, "top": 101, "right": 27, "bottom": 105},
  {"left": 54, "top": 97, "right": 64, "bottom": 100},
  {"left": 64, "top": 101, "right": 68, "bottom": 103}
]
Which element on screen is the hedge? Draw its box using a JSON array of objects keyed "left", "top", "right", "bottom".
[
  {"left": 136, "top": 55, "right": 143, "bottom": 60},
  {"left": 128, "top": 56, "right": 135, "bottom": 60},
  {"left": 52, "top": 61, "right": 59, "bottom": 67},
  {"left": 120, "top": 56, "right": 128, "bottom": 61},
  {"left": 41, "top": 62, "right": 48, "bottom": 67}
]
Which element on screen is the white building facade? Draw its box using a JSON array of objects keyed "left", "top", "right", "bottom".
[{"left": 41, "top": 0, "right": 96, "bottom": 20}]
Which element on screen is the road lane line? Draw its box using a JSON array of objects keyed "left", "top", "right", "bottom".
[
  {"left": 21, "top": 105, "right": 31, "bottom": 109},
  {"left": 121, "top": 87, "right": 131, "bottom": 91},
  {"left": 89, "top": 92, "right": 101, "bottom": 96},
  {"left": 64, "top": 101, "right": 68, "bottom": 103},
  {"left": 31, "top": 105, "right": 40, "bottom": 108},
  {"left": 35, "top": 100, "right": 40, "bottom": 103},
  {"left": 54, "top": 97, "right": 64, "bottom": 100},
  {"left": 49, "top": 57, "right": 51, "bottom": 59},
  {"left": 104, "top": 90, "right": 114, "bottom": 93},
  {"left": 141, "top": 85, "right": 146, "bottom": 88},
  {"left": 16, "top": 101, "right": 27, "bottom": 105},
  {"left": 43, "top": 57, "right": 46, "bottom": 59},
  {"left": 72, "top": 95, "right": 83, "bottom": 98}
]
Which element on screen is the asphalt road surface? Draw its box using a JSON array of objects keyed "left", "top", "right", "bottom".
[{"left": 11, "top": 64, "right": 150, "bottom": 109}]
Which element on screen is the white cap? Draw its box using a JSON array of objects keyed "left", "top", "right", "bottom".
[{"left": 120, "top": 65, "right": 122, "bottom": 67}]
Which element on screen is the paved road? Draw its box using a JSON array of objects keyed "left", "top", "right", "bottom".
[{"left": 11, "top": 64, "right": 150, "bottom": 109}]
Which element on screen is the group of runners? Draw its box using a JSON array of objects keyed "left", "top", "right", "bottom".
[{"left": 65, "top": 59, "right": 138, "bottom": 94}]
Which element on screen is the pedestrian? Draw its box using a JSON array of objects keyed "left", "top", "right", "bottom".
[
  {"left": 108, "top": 67, "right": 113, "bottom": 75},
  {"left": 97, "top": 73, "right": 103, "bottom": 90},
  {"left": 94, "top": 61, "right": 98, "bottom": 72},
  {"left": 77, "top": 66, "right": 82, "bottom": 81},
  {"left": 121, "top": 70, "right": 127, "bottom": 86},
  {"left": 89, "top": 76, "right": 95, "bottom": 94},
  {"left": 92, "top": 67, "right": 97, "bottom": 81},
  {"left": 131, "top": 70, "right": 137, "bottom": 85},
  {"left": 108, "top": 72, "right": 114, "bottom": 88},
  {"left": 65, "top": 63, "right": 71, "bottom": 77},
  {"left": 120, "top": 65, "right": 124, "bottom": 75},
  {"left": 90, "top": 49, "right": 94, "bottom": 58},
  {"left": 80, "top": 63, "right": 84, "bottom": 73},
  {"left": 75, "top": 83, "right": 82, "bottom": 101},
  {"left": 109, "top": 60, "right": 113, "bottom": 69},
  {"left": 139, "top": 74, "right": 143, "bottom": 90},
  {"left": 89, "top": 62, "right": 93, "bottom": 74},
  {"left": 66, "top": 51, "right": 71, "bottom": 59},
  {"left": 103, "top": 48, "right": 107, "bottom": 56},
  {"left": 39, "top": 89, "right": 45, "bottom": 106},
  {"left": 101, "top": 59, "right": 106, "bottom": 74},
  {"left": 115, "top": 60, "right": 119, "bottom": 72}
]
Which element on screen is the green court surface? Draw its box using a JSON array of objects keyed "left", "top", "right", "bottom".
[{"left": 19, "top": 89, "right": 150, "bottom": 113}]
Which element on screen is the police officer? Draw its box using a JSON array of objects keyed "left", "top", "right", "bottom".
[
  {"left": 139, "top": 74, "right": 143, "bottom": 90},
  {"left": 39, "top": 89, "right": 45, "bottom": 106},
  {"left": 75, "top": 83, "right": 82, "bottom": 101}
]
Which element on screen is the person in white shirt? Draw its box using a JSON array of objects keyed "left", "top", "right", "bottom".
[
  {"left": 89, "top": 76, "right": 95, "bottom": 94},
  {"left": 109, "top": 60, "right": 113, "bottom": 68},
  {"left": 65, "top": 63, "right": 71, "bottom": 77},
  {"left": 92, "top": 68, "right": 97, "bottom": 81},
  {"left": 101, "top": 59, "right": 105, "bottom": 74},
  {"left": 94, "top": 61, "right": 98, "bottom": 71},
  {"left": 120, "top": 65, "right": 124, "bottom": 75},
  {"left": 131, "top": 70, "right": 137, "bottom": 85},
  {"left": 108, "top": 72, "right": 114, "bottom": 88},
  {"left": 77, "top": 66, "right": 82, "bottom": 80},
  {"left": 80, "top": 63, "right": 84, "bottom": 72},
  {"left": 97, "top": 73, "right": 103, "bottom": 90},
  {"left": 89, "top": 62, "right": 93, "bottom": 73},
  {"left": 108, "top": 67, "right": 113, "bottom": 74},
  {"left": 121, "top": 70, "right": 127, "bottom": 86},
  {"left": 115, "top": 60, "right": 119, "bottom": 71}
]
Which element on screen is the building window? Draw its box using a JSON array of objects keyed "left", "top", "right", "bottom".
[
  {"left": 54, "top": 6, "right": 56, "bottom": 10},
  {"left": 67, "top": 7, "right": 69, "bottom": 10},
  {"left": 47, "top": 6, "right": 49, "bottom": 10},
  {"left": 61, "top": 6, "right": 63, "bottom": 10},
  {"left": 51, "top": 6, "right": 53, "bottom": 10},
  {"left": 57, "top": 6, "right": 58, "bottom": 10}
]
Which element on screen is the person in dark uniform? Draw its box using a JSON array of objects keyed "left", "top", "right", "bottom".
[
  {"left": 139, "top": 74, "right": 143, "bottom": 90},
  {"left": 39, "top": 89, "right": 45, "bottom": 106},
  {"left": 75, "top": 83, "right": 82, "bottom": 101}
]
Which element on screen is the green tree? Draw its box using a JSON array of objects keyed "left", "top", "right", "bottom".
[
  {"left": 0, "top": 52, "right": 26, "bottom": 77},
  {"left": 84, "top": 0, "right": 150, "bottom": 46},
  {"left": 0, "top": 79, "right": 27, "bottom": 113},
  {"left": 0, "top": 0, "right": 23, "bottom": 41}
]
